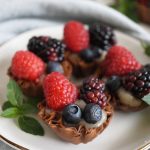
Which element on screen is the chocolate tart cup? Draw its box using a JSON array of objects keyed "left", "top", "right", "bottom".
[
  {"left": 61, "top": 60, "right": 72, "bottom": 79},
  {"left": 8, "top": 69, "right": 45, "bottom": 98},
  {"left": 111, "top": 95, "right": 148, "bottom": 112},
  {"left": 8, "top": 60, "right": 72, "bottom": 98},
  {"left": 65, "top": 51, "right": 102, "bottom": 78},
  {"left": 38, "top": 101, "right": 113, "bottom": 144}
]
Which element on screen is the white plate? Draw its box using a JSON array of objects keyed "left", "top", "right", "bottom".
[{"left": 0, "top": 25, "right": 150, "bottom": 150}]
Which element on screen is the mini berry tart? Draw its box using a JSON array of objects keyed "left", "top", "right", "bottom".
[
  {"left": 106, "top": 65, "right": 150, "bottom": 112},
  {"left": 28, "top": 36, "right": 72, "bottom": 78},
  {"left": 8, "top": 51, "right": 46, "bottom": 98},
  {"left": 64, "top": 21, "right": 116, "bottom": 78},
  {"left": 8, "top": 36, "right": 73, "bottom": 98},
  {"left": 38, "top": 73, "right": 113, "bottom": 144}
]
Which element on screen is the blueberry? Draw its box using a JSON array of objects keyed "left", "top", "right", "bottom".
[
  {"left": 47, "top": 61, "right": 64, "bottom": 74},
  {"left": 106, "top": 76, "right": 121, "bottom": 93},
  {"left": 83, "top": 103, "right": 102, "bottom": 124},
  {"left": 62, "top": 104, "right": 82, "bottom": 124},
  {"left": 79, "top": 47, "right": 101, "bottom": 63}
]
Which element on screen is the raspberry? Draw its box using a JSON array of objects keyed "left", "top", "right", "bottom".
[
  {"left": 28, "top": 36, "right": 66, "bottom": 62},
  {"left": 89, "top": 23, "right": 116, "bottom": 50},
  {"left": 11, "top": 51, "right": 45, "bottom": 81},
  {"left": 64, "top": 21, "right": 89, "bottom": 52},
  {"left": 102, "top": 46, "right": 142, "bottom": 77},
  {"left": 80, "top": 76, "right": 107, "bottom": 108},
  {"left": 43, "top": 72, "right": 78, "bottom": 110},
  {"left": 123, "top": 66, "right": 150, "bottom": 98}
]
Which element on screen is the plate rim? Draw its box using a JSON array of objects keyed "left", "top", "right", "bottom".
[{"left": 0, "top": 135, "right": 28, "bottom": 150}]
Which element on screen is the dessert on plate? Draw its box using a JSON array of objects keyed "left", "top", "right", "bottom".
[
  {"left": 27, "top": 36, "right": 73, "bottom": 79},
  {"left": 110, "top": 65, "right": 150, "bottom": 112},
  {"left": 6, "top": 20, "right": 150, "bottom": 144},
  {"left": 64, "top": 21, "right": 116, "bottom": 77},
  {"left": 8, "top": 51, "right": 46, "bottom": 98},
  {"left": 101, "top": 45, "right": 149, "bottom": 111},
  {"left": 38, "top": 72, "right": 113, "bottom": 144},
  {"left": 8, "top": 37, "right": 72, "bottom": 98}
]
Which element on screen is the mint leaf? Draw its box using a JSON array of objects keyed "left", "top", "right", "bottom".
[
  {"left": 7, "top": 79, "right": 24, "bottom": 106},
  {"left": 25, "top": 97, "right": 41, "bottom": 107},
  {"left": 0, "top": 107, "right": 22, "bottom": 118},
  {"left": 18, "top": 116, "right": 44, "bottom": 136},
  {"left": 111, "top": 0, "right": 139, "bottom": 22},
  {"left": 142, "top": 94, "right": 150, "bottom": 105},
  {"left": 21, "top": 103, "right": 38, "bottom": 114},
  {"left": 144, "top": 45, "right": 150, "bottom": 57},
  {"left": 2, "top": 101, "right": 13, "bottom": 111},
  {"left": 141, "top": 42, "right": 150, "bottom": 56}
]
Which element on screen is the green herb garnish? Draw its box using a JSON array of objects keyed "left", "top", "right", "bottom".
[
  {"left": 141, "top": 42, "right": 150, "bottom": 57},
  {"left": 0, "top": 79, "right": 44, "bottom": 136},
  {"left": 111, "top": 0, "right": 139, "bottom": 22}
]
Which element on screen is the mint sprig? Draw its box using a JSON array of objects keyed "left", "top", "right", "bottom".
[
  {"left": 2, "top": 101, "right": 13, "bottom": 111},
  {"left": 18, "top": 116, "right": 44, "bottom": 136},
  {"left": 111, "top": 0, "right": 139, "bottom": 22},
  {"left": 1, "top": 79, "right": 44, "bottom": 136},
  {"left": 7, "top": 79, "right": 24, "bottom": 106},
  {"left": 1, "top": 107, "right": 22, "bottom": 118},
  {"left": 141, "top": 43, "right": 150, "bottom": 57}
]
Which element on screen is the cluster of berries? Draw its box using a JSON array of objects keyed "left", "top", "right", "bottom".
[
  {"left": 64, "top": 21, "right": 116, "bottom": 63},
  {"left": 10, "top": 20, "right": 148, "bottom": 121},
  {"left": 43, "top": 72, "right": 107, "bottom": 124}
]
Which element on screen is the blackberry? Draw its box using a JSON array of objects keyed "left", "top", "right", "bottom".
[
  {"left": 28, "top": 36, "right": 66, "bottom": 62},
  {"left": 89, "top": 23, "right": 116, "bottom": 50},
  {"left": 123, "top": 67, "right": 150, "bottom": 98},
  {"left": 80, "top": 76, "right": 107, "bottom": 108}
]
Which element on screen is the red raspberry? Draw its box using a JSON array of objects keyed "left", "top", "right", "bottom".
[
  {"left": 11, "top": 51, "right": 45, "bottom": 81},
  {"left": 43, "top": 72, "right": 78, "bottom": 110},
  {"left": 102, "top": 46, "right": 142, "bottom": 77},
  {"left": 64, "top": 21, "right": 89, "bottom": 52}
]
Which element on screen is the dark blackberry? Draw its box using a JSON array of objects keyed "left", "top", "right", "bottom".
[
  {"left": 123, "top": 67, "right": 150, "bottom": 98},
  {"left": 79, "top": 47, "right": 102, "bottom": 63},
  {"left": 28, "top": 36, "right": 50, "bottom": 53},
  {"left": 28, "top": 36, "right": 66, "bottom": 62},
  {"left": 80, "top": 76, "right": 107, "bottom": 108},
  {"left": 89, "top": 23, "right": 116, "bottom": 50}
]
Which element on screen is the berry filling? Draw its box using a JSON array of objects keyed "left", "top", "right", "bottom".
[
  {"left": 89, "top": 23, "right": 116, "bottom": 50},
  {"left": 42, "top": 73, "right": 110, "bottom": 128}
]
